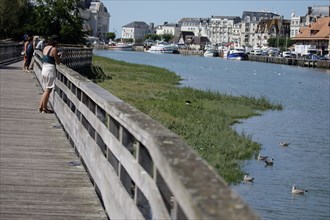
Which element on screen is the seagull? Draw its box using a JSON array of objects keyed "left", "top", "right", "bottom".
[
  {"left": 279, "top": 142, "right": 291, "bottom": 147},
  {"left": 257, "top": 154, "right": 268, "bottom": 160},
  {"left": 292, "top": 185, "right": 308, "bottom": 194},
  {"left": 243, "top": 174, "right": 254, "bottom": 182},
  {"left": 264, "top": 158, "right": 274, "bottom": 166}
]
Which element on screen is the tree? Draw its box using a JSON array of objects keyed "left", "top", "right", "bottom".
[
  {"left": 267, "top": 36, "right": 293, "bottom": 51},
  {"left": 125, "top": 38, "right": 134, "bottom": 43},
  {"left": 0, "top": 0, "right": 30, "bottom": 40},
  {"left": 144, "top": 34, "right": 160, "bottom": 41},
  {"left": 160, "top": 34, "right": 174, "bottom": 42},
  {"left": 106, "top": 32, "right": 116, "bottom": 41},
  {"left": 28, "top": 0, "right": 86, "bottom": 44}
]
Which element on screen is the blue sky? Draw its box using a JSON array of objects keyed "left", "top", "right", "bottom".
[{"left": 102, "top": 0, "right": 329, "bottom": 37}]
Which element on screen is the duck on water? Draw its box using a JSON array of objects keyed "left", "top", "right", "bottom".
[{"left": 292, "top": 185, "right": 308, "bottom": 194}]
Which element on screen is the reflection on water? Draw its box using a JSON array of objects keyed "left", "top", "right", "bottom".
[{"left": 94, "top": 50, "right": 330, "bottom": 220}]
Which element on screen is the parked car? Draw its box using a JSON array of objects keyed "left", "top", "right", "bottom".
[
  {"left": 290, "top": 53, "right": 298, "bottom": 58},
  {"left": 282, "top": 51, "right": 292, "bottom": 58},
  {"left": 250, "top": 49, "right": 262, "bottom": 55}
]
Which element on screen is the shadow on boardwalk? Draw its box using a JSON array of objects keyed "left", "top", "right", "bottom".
[{"left": 0, "top": 62, "right": 108, "bottom": 219}]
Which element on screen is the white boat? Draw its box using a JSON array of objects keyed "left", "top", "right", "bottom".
[
  {"left": 109, "top": 42, "right": 133, "bottom": 51},
  {"left": 204, "top": 48, "right": 219, "bottom": 57},
  {"left": 147, "top": 41, "right": 175, "bottom": 54},
  {"left": 227, "top": 48, "right": 248, "bottom": 60}
]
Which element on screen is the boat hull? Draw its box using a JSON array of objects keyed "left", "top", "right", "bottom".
[
  {"left": 109, "top": 45, "right": 133, "bottom": 51},
  {"left": 227, "top": 53, "right": 248, "bottom": 60},
  {"left": 204, "top": 50, "right": 219, "bottom": 57},
  {"left": 147, "top": 44, "right": 175, "bottom": 54}
]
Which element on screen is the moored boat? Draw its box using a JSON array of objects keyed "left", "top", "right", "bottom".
[
  {"left": 147, "top": 41, "right": 176, "bottom": 54},
  {"left": 109, "top": 42, "right": 133, "bottom": 51},
  {"left": 227, "top": 48, "right": 248, "bottom": 60},
  {"left": 204, "top": 48, "right": 219, "bottom": 57}
]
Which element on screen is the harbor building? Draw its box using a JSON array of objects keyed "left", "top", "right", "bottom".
[
  {"left": 80, "top": 0, "right": 110, "bottom": 41},
  {"left": 121, "top": 21, "right": 150, "bottom": 42},
  {"left": 155, "top": 22, "right": 181, "bottom": 36}
]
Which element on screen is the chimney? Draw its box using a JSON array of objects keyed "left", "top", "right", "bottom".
[{"left": 308, "top": 6, "right": 312, "bottom": 15}]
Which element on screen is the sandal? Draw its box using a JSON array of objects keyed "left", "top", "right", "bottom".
[
  {"left": 41, "top": 109, "right": 54, "bottom": 114},
  {"left": 38, "top": 107, "right": 42, "bottom": 113}
]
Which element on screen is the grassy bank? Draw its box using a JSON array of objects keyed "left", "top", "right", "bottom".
[{"left": 93, "top": 55, "right": 282, "bottom": 184}]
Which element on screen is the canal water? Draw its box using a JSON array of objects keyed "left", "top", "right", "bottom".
[{"left": 94, "top": 50, "right": 330, "bottom": 220}]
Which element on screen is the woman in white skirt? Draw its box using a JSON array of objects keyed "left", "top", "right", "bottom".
[{"left": 38, "top": 35, "right": 61, "bottom": 113}]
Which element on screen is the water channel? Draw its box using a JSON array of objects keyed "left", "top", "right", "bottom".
[{"left": 94, "top": 50, "right": 330, "bottom": 220}]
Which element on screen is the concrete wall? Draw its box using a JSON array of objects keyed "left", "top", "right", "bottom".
[
  {"left": 33, "top": 50, "right": 259, "bottom": 220},
  {"left": 248, "top": 55, "right": 330, "bottom": 69},
  {"left": 0, "top": 42, "right": 23, "bottom": 66}
]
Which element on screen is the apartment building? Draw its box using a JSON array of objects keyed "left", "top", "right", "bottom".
[
  {"left": 240, "top": 11, "right": 280, "bottom": 48},
  {"left": 207, "top": 16, "right": 241, "bottom": 46},
  {"left": 255, "top": 18, "right": 290, "bottom": 48},
  {"left": 290, "top": 11, "right": 304, "bottom": 38},
  {"left": 232, "top": 22, "right": 242, "bottom": 47},
  {"left": 178, "top": 18, "right": 209, "bottom": 37}
]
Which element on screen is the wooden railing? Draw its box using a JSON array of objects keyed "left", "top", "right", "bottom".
[
  {"left": 33, "top": 50, "right": 259, "bottom": 220},
  {"left": 59, "top": 46, "right": 93, "bottom": 70},
  {"left": 0, "top": 42, "right": 92, "bottom": 68}
]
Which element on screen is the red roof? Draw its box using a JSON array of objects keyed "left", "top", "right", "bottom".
[{"left": 293, "top": 17, "right": 330, "bottom": 40}]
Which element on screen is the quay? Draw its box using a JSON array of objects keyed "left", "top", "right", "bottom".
[
  {"left": 248, "top": 55, "right": 330, "bottom": 69},
  {"left": 0, "top": 43, "right": 259, "bottom": 219}
]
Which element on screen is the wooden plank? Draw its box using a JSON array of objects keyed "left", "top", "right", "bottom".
[{"left": 0, "top": 62, "right": 108, "bottom": 219}]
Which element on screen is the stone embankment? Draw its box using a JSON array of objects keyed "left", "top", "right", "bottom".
[{"left": 248, "top": 55, "right": 330, "bottom": 69}]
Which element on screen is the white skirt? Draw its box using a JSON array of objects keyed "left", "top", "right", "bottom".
[{"left": 41, "top": 63, "right": 56, "bottom": 89}]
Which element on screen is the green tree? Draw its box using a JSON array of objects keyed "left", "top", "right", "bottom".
[
  {"left": 106, "top": 32, "right": 116, "bottom": 41},
  {"left": 160, "top": 34, "right": 173, "bottom": 42},
  {"left": 267, "top": 36, "right": 293, "bottom": 50},
  {"left": 0, "top": 0, "right": 30, "bottom": 40},
  {"left": 125, "top": 38, "right": 134, "bottom": 43},
  {"left": 144, "top": 34, "right": 160, "bottom": 41},
  {"left": 28, "top": 0, "right": 86, "bottom": 44}
]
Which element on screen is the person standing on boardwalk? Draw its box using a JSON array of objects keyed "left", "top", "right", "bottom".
[
  {"left": 38, "top": 35, "right": 62, "bottom": 113},
  {"left": 35, "top": 36, "right": 48, "bottom": 51},
  {"left": 29, "top": 35, "right": 39, "bottom": 71},
  {"left": 23, "top": 34, "right": 34, "bottom": 72}
]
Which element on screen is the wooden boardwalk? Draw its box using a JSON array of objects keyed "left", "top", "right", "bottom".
[{"left": 0, "top": 62, "right": 108, "bottom": 219}]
